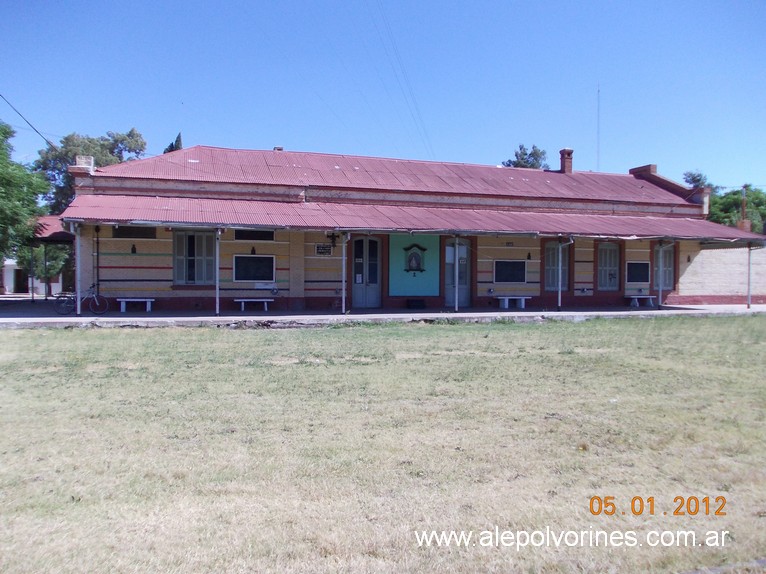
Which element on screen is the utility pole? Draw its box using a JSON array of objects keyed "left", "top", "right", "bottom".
[{"left": 741, "top": 185, "right": 747, "bottom": 222}]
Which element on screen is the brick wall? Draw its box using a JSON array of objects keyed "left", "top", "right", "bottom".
[{"left": 678, "top": 244, "right": 766, "bottom": 296}]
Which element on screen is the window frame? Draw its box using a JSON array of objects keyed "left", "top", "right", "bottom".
[
  {"left": 232, "top": 254, "right": 276, "bottom": 283},
  {"left": 653, "top": 244, "right": 675, "bottom": 290},
  {"left": 112, "top": 226, "right": 157, "bottom": 239},
  {"left": 493, "top": 260, "right": 527, "bottom": 284},
  {"left": 173, "top": 230, "right": 216, "bottom": 285},
  {"left": 597, "top": 242, "right": 620, "bottom": 291},
  {"left": 625, "top": 261, "right": 650, "bottom": 284},
  {"left": 544, "top": 241, "right": 570, "bottom": 292},
  {"left": 234, "top": 229, "right": 275, "bottom": 241}
]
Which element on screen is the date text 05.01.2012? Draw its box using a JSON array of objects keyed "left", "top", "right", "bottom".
[{"left": 589, "top": 496, "right": 727, "bottom": 517}]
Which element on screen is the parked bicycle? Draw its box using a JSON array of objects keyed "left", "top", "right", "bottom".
[{"left": 54, "top": 283, "right": 109, "bottom": 315}]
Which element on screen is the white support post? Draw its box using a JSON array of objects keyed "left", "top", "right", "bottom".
[
  {"left": 74, "top": 224, "right": 82, "bottom": 316},
  {"left": 557, "top": 236, "right": 574, "bottom": 312},
  {"left": 215, "top": 229, "right": 221, "bottom": 316},
  {"left": 453, "top": 236, "right": 459, "bottom": 312},
  {"left": 44, "top": 244, "right": 49, "bottom": 300},
  {"left": 557, "top": 242, "right": 563, "bottom": 312},
  {"left": 658, "top": 242, "right": 664, "bottom": 309},
  {"left": 747, "top": 243, "right": 753, "bottom": 309},
  {"left": 342, "top": 232, "right": 349, "bottom": 314}
]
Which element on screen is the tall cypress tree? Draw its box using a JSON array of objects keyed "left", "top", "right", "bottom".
[{"left": 163, "top": 132, "right": 183, "bottom": 154}]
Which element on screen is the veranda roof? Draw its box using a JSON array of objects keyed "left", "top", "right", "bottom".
[
  {"left": 61, "top": 194, "right": 764, "bottom": 245},
  {"left": 35, "top": 215, "right": 74, "bottom": 244}
]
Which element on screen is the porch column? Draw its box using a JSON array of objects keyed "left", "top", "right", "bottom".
[
  {"left": 215, "top": 228, "right": 221, "bottom": 316},
  {"left": 657, "top": 241, "right": 665, "bottom": 309},
  {"left": 43, "top": 244, "right": 49, "bottom": 300},
  {"left": 94, "top": 226, "right": 101, "bottom": 293},
  {"left": 557, "top": 236, "right": 574, "bottom": 312},
  {"left": 342, "top": 232, "right": 349, "bottom": 314},
  {"left": 557, "top": 242, "right": 563, "bottom": 312},
  {"left": 74, "top": 224, "right": 82, "bottom": 316},
  {"left": 658, "top": 241, "right": 664, "bottom": 309},
  {"left": 453, "top": 235, "right": 459, "bottom": 312},
  {"left": 747, "top": 243, "right": 753, "bottom": 309}
]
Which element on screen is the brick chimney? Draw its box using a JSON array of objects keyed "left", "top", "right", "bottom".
[
  {"left": 559, "top": 148, "right": 573, "bottom": 174},
  {"left": 736, "top": 188, "right": 752, "bottom": 231},
  {"left": 69, "top": 155, "right": 95, "bottom": 176},
  {"left": 737, "top": 219, "right": 753, "bottom": 232}
]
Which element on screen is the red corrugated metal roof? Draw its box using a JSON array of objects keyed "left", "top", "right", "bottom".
[
  {"left": 62, "top": 194, "right": 764, "bottom": 243},
  {"left": 93, "top": 146, "right": 691, "bottom": 206},
  {"left": 35, "top": 215, "right": 74, "bottom": 243}
]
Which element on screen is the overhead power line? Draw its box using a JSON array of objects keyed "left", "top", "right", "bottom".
[
  {"left": 0, "top": 93, "right": 58, "bottom": 150},
  {"left": 717, "top": 184, "right": 766, "bottom": 190},
  {"left": 373, "top": 1, "right": 435, "bottom": 160}
]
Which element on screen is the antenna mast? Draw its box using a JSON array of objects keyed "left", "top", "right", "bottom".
[{"left": 596, "top": 84, "right": 601, "bottom": 172}]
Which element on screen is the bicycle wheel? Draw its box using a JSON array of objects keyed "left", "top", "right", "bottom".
[
  {"left": 88, "top": 294, "right": 109, "bottom": 315},
  {"left": 54, "top": 294, "right": 76, "bottom": 315}
]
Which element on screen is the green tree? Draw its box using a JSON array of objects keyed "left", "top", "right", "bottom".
[
  {"left": 682, "top": 171, "right": 717, "bottom": 193},
  {"left": 502, "top": 144, "right": 549, "bottom": 169},
  {"left": 163, "top": 132, "right": 183, "bottom": 154},
  {"left": 709, "top": 185, "right": 765, "bottom": 234},
  {"left": 35, "top": 128, "right": 146, "bottom": 213},
  {"left": 0, "top": 121, "right": 48, "bottom": 279},
  {"left": 15, "top": 243, "right": 71, "bottom": 296},
  {"left": 684, "top": 171, "right": 765, "bottom": 234}
]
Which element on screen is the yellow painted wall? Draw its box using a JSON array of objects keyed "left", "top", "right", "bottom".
[
  {"left": 303, "top": 231, "right": 343, "bottom": 297},
  {"left": 475, "top": 236, "right": 540, "bottom": 296},
  {"left": 624, "top": 239, "right": 651, "bottom": 295},
  {"left": 573, "top": 239, "right": 594, "bottom": 296},
  {"left": 80, "top": 225, "right": 295, "bottom": 299}
]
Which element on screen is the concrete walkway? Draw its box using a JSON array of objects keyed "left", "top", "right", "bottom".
[{"left": 1, "top": 296, "right": 764, "bottom": 329}]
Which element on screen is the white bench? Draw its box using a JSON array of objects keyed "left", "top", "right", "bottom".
[
  {"left": 234, "top": 298, "right": 274, "bottom": 312},
  {"left": 116, "top": 298, "right": 155, "bottom": 312},
  {"left": 496, "top": 296, "right": 532, "bottom": 309},
  {"left": 626, "top": 295, "right": 657, "bottom": 308}
]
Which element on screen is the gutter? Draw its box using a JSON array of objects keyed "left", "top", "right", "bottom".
[{"left": 59, "top": 217, "right": 765, "bottom": 247}]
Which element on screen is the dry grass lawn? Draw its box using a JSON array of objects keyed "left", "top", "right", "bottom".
[{"left": 0, "top": 316, "right": 764, "bottom": 573}]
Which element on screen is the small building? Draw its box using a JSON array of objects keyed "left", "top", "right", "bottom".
[
  {"left": 59, "top": 147, "right": 764, "bottom": 313},
  {"left": 1, "top": 258, "right": 24, "bottom": 295},
  {"left": 1, "top": 216, "right": 73, "bottom": 296}
]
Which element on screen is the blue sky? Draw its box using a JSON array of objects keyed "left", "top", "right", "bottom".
[{"left": 2, "top": 0, "right": 764, "bottom": 191}]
